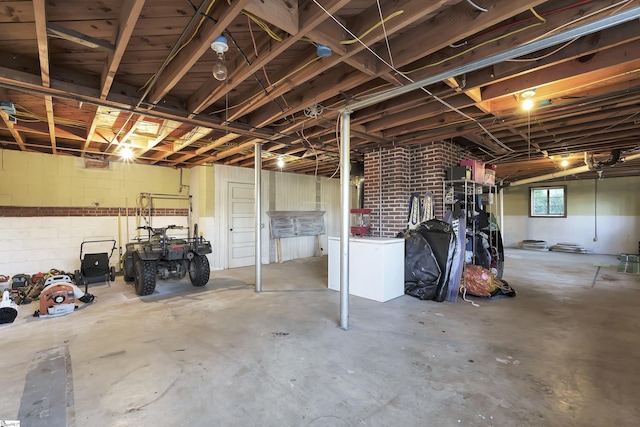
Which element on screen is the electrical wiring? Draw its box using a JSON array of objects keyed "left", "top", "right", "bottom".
[
  {"left": 327, "top": 117, "right": 341, "bottom": 179},
  {"left": 139, "top": 0, "right": 216, "bottom": 92},
  {"left": 243, "top": 10, "right": 283, "bottom": 42},
  {"left": 13, "top": 103, "right": 83, "bottom": 126},
  {"left": 531, "top": 0, "right": 633, "bottom": 42},
  {"left": 466, "top": 0, "right": 488, "bottom": 13},
  {"left": 248, "top": 16, "right": 290, "bottom": 111},
  {"left": 209, "top": 56, "right": 322, "bottom": 116},
  {"left": 399, "top": 8, "right": 547, "bottom": 76},
  {"left": 298, "top": 122, "right": 320, "bottom": 179},
  {"left": 310, "top": 0, "right": 512, "bottom": 153},
  {"left": 556, "top": 110, "right": 640, "bottom": 146},
  {"left": 340, "top": 10, "right": 404, "bottom": 45},
  {"left": 376, "top": 0, "right": 395, "bottom": 68},
  {"left": 467, "top": 0, "right": 590, "bottom": 44},
  {"left": 226, "top": 0, "right": 283, "bottom": 42},
  {"left": 506, "top": 37, "right": 578, "bottom": 62}
]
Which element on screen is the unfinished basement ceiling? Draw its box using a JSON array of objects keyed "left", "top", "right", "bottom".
[{"left": 0, "top": 0, "right": 639, "bottom": 183}]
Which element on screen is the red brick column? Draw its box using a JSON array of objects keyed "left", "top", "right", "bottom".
[
  {"left": 364, "top": 141, "right": 476, "bottom": 236},
  {"left": 364, "top": 147, "right": 410, "bottom": 237}
]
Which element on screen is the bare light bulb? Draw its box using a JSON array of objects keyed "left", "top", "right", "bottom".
[
  {"left": 277, "top": 156, "right": 285, "bottom": 169},
  {"left": 521, "top": 98, "right": 534, "bottom": 111},
  {"left": 120, "top": 146, "right": 134, "bottom": 160},
  {"left": 210, "top": 36, "right": 229, "bottom": 81},
  {"left": 560, "top": 159, "right": 569, "bottom": 167},
  {"left": 213, "top": 59, "right": 228, "bottom": 81}
]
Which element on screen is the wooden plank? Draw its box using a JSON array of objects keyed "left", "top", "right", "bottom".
[
  {"left": 266, "top": 210, "right": 326, "bottom": 238},
  {"left": 277, "top": 238, "right": 282, "bottom": 264},
  {"left": 46, "top": 23, "right": 115, "bottom": 52},
  {"left": 245, "top": 0, "right": 298, "bottom": 35},
  {"left": 0, "top": 1, "right": 35, "bottom": 23},
  {"left": 33, "top": 0, "right": 57, "bottom": 154},
  {"left": 186, "top": 0, "right": 353, "bottom": 115},
  {"left": 147, "top": 0, "right": 253, "bottom": 104},
  {"left": 0, "top": 108, "right": 26, "bottom": 150},
  {"left": 101, "top": 0, "right": 145, "bottom": 99}
]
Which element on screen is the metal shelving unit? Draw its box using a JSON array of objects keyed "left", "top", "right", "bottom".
[{"left": 443, "top": 179, "right": 497, "bottom": 267}]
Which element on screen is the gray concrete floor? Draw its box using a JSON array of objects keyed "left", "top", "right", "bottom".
[{"left": 1, "top": 249, "right": 639, "bottom": 427}]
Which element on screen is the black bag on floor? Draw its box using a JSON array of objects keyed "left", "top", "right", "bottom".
[
  {"left": 415, "top": 220, "right": 456, "bottom": 302},
  {"left": 401, "top": 230, "right": 441, "bottom": 300}
]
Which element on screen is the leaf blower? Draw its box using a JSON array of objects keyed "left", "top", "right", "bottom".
[{"left": 33, "top": 275, "right": 95, "bottom": 318}]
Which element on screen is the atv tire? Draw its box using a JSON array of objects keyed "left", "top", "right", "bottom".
[
  {"left": 134, "top": 259, "right": 157, "bottom": 296},
  {"left": 123, "top": 257, "right": 134, "bottom": 282},
  {"left": 189, "top": 255, "right": 210, "bottom": 287}
]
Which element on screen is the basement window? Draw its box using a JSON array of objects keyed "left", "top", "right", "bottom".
[{"left": 530, "top": 186, "right": 566, "bottom": 218}]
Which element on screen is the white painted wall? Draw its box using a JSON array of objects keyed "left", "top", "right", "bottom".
[
  {"left": 501, "top": 176, "right": 640, "bottom": 255},
  {"left": 210, "top": 164, "right": 341, "bottom": 269},
  {"left": 0, "top": 152, "right": 340, "bottom": 276}
]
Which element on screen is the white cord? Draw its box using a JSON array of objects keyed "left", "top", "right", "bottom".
[
  {"left": 466, "top": 0, "right": 488, "bottom": 13},
  {"left": 532, "top": 0, "right": 632, "bottom": 42},
  {"left": 299, "top": 123, "right": 320, "bottom": 180},
  {"left": 460, "top": 284, "right": 480, "bottom": 307},
  {"left": 327, "top": 117, "right": 340, "bottom": 179},
  {"left": 376, "top": 0, "right": 395, "bottom": 69},
  {"left": 507, "top": 38, "right": 578, "bottom": 62}
]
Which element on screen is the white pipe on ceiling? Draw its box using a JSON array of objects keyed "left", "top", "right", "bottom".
[{"left": 507, "top": 152, "right": 640, "bottom": 187}]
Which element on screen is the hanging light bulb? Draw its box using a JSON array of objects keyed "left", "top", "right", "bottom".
[
  {"left": 120, "top": 146, "right": 134, "bottom": 161},
  {"left": 277, "top": 156, "right": 285, "bottom": 169},
  {"left": 520, "top": 88, "right": 536, "bottom": 111},
  {"left": 210, "top": 35, "right": 229, "bottom": 81}
]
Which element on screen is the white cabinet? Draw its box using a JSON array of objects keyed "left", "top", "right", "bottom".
[{"left": 328, "top": 236, "right": 405, "bottom": 302}]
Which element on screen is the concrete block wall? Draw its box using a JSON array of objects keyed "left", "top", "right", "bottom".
[{"left": 364, "top": 141, "right": 476, "bottom": 237}]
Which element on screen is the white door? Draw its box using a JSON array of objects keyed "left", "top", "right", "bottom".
[{"left": 228, "top": 182, "right": 255, "bottom": 268}]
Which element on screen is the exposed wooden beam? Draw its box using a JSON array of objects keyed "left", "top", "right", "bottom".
[
  {"left": 0, "top": 109, "right": 26, "bottom": 150},
  {"left": 227, "top": 0, "right": 454, "bottom": 123},
  {"left": 460, "top": 132, "right": 509, "bottom": 155},
  {"left": 187, "top": 0, "right": 353, "bottom": 115},
  {"left": 147, "top": 0, "right": 252, "bottom": 105},
  {"left": 172, "top": 126, "right": 212, "bottom": 153},
  {"left": 245, "top": 0, "right": 298, "bottom": 35},
  {"left": 101, "top": 0, "right": 145, "bottom": 99},
  {"left": 46, "top": 23, "right": 115, "bottom": 52},
  {"left": 33, "top": 0, "right": 56, "bottom": 154}
]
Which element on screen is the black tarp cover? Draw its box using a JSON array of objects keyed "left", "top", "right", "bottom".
[
  {"left": 401, "top": 230, "right": 441, "bottom": 300},
  {"left": 401, "top": 219, "right": 456, "bottom": 302}
]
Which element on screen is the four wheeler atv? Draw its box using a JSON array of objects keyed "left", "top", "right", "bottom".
[{"left": 121, "top": 224, "right": 212, "bottom": 296}]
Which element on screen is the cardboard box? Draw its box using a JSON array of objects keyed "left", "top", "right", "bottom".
[
  {"left": 460, "top": 159, "right": 485, "bottom": 183},
  {"left": 484, "top": 169, "right": 496, "bottom": 185},
  {"left": 445, "top": 165, "right": 472, "bottom": 181}
]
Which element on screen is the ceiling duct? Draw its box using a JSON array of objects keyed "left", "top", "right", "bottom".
[{"left": 587, "top": 150, "right": 622, "bottom": 170}]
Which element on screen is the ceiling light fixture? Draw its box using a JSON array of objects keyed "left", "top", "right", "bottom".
[
  {"left": 560, "top": 159, "right": 569, "bottom": 167},
  {"left": 520, "top": 88, "right": 536, "bottom": 111},
  {"left": 316, "top": 44, "right": 332, "bottom": 57},
  {"left": 120, "top": 146, "right": 134, "bottom": 161},
  {"left": 277, "top": 156, "right": 285, "bottom": 169},
  {"left": 211, "top": 35, "right": 229, "bottom": 81}
]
